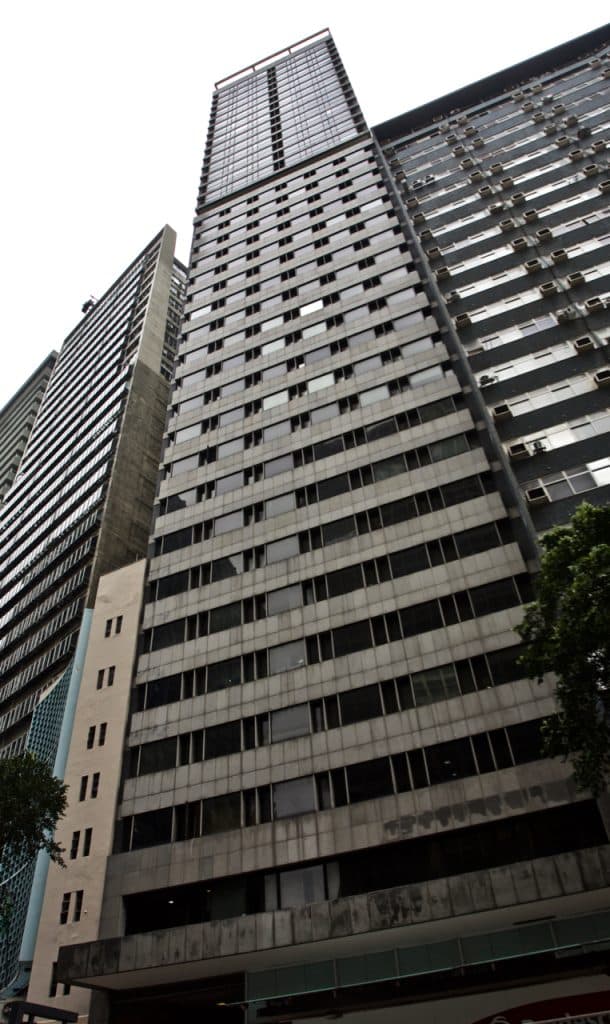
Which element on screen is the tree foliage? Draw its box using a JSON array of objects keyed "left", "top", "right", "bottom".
[
  {"left": 517, "top": 502, "right": 610, "bottom": 795},
  {"left": 0, "top": 753, "right": 67, "bottom": 866}
]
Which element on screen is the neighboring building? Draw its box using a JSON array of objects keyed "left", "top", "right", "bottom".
[
  {"left": 0, "top": 226, "right": 186, "bottom": 994},
  {"left": 27, "top": 561, "right": 147, "bottom": 1020},
  {"left": 57, "top": 28, "right": 610, "bottom": 1024},
  {"left": 0, "top": 352, "right": 58, "bottom": 502}
]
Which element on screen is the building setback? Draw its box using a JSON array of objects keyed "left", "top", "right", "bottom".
[
  {"left": 57, "top": 28, "right": 610, "bottom": 1024},
  {"left": 0, "top": 352, "right": 58, "bottom": 503},
  {"left": 0, "top": 226, "right": 186, "bottom": 995}
]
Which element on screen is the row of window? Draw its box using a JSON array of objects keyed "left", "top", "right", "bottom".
[
  {"left": 155, "top": 425, "right": 475, "bottom": 555},
  {"left": 170, "top": 334, "right": 439, "bottom": 462},
  {"left": 151, "top": 468, "right": 493, "bottom": 603},
  {"left": 140, "top": 574, "right": 531, "bottom": 699},
  {"left": 131, "top": 642, "right": 525, "bottom": 770},
  {"left": 145, "top": 518, "right": 513, "bottom": 652},
  {"left": 124, "top": 802, "right": 604, "bottom": 933},
  {"left": 168, "top": 362, "right": 451, "bottom": 492},
  {"left": 121, "top": 716, "right": 545, "bottom": 850}
]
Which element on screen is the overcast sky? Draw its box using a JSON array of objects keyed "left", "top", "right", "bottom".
[{"left": 1, "top": 0, "right": 608, "bottom": 409}]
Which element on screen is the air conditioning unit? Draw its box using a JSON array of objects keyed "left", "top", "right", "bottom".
[
  {"left": 598, "top": 179, "right": 610, "bottom": 194},
  {"left": 500, "top": 218, "right": 515, "bottom": 233},
  {"left": 461, "top": 157, "right": 474, "bottom": 169},
  {"left": 470, "top": 170, "right": 485, "bottom": 183},
  {"left": 465, "top": 125, "right": 476, "bottom": 136},
  {"left": 500, "top": 176, "right": 514, "bottom": 190},
  {"left": 565, "top": 114, "right": 579, "bottom": 127},
  {"left": 512, "top": 192, "right": 526, "bottom": 206},
  {"left": 489, "top": 202, "right": 505, "bottom": 214},
  {"left": 556, "top": 306, "right": 577, "bottom": 323},
  {"left": 511, "top": 236, "right": 528, "bottom": 251},
  {"left": 552, "top": 103, "right": 566, "bottom": 115},
  {"left": 446, "top": 290, "right": 460, "bottom": 304},
  {"left": 453, "top": 145, "right": 466, "bottom": 157},
  {"left": 490, "top": 162, "right": 504, "bottom": 174},
  {"left": 551, "top": 249, "right": 568, "bottom": 264},
  {"left": 473, "top": 137, "right": 485, "bottom": 149},
  {"left": 539, "top": 281, "right": 558, "bottom": 296},
  {"left": 544, "top": 123, "right": 558, "bottom": 136},
  {"left": 569, "top": 148, "right": 584, "bottom": 161},
  {"left": 536, "top": 227, "right": 553, "bottom": 242},
  {"left": 573, "top": 336, "right": 594, "bottom": 354},
  {"left": 508, "top": 442, "right": 530, "bottom": 461},
  {"left": 522, "top": 101, "right": 535, "bottom": 112},
  {"left": 567, "top": 271, "right": 586, "bottom": 288},
  {"left": 602, "top": 68, "right": 610, "bottom": 79},
  {"left": 492, "top": 403, "right": 512, "bottom": 421},
  {"left": 458, "top": 114, "right": 469, "bottom": 125},
  {"left": 532, "top": 83, "right": 543, "bottom": 94},
  {"left": 523, "top": 209, "right": 539, "bottom": 223},
  {"left": 584, "top": 164, "right": 599, "bottom": 177},
  {"left": 594, "top": 368, "right": 610, "bottom": 387},
  {"left": 427, "top": 246, "right": 442, "bottom": 260},
  {"left": 436, "top": 266, "right": 451, "bottom": 281},
  {"left": 455, "top": 313, "right": 472, "bottom": 329},
  {"left": 513, "top": 91, "right": 524, "bottom": 101},
  {"left": 420, "top": 228, "right": 433, "bottom": 241},
  {"left": 590, "top": 58, "right": 602, "bottom": 68},
  {"left": 555, "top": 135, "right": 570, "bottom": 148},
  {"left": 407, "top": 197, "right": 419, "bottom": 209},
  {"left": 446, "top": 133, "right": 458, "bottom": 144},
  {"left": 532, "top": 112, "right": 545, "bottom": 123},
  {"left": 526, "top": 485, "right": 550, "bottom": 506},
  {"left": 479, "top": 374, "right": 497, "bottom": 388},
  {"left": 412, "top": 179, "right": 424, "bottom": 191},
  {"left": 525, "top": 258, "right": 542, "bottom": 273},
  {"left": 585, "top": 296, "right": 605, "bottom": 313},
  {"left": 542, "top": 93, "right": 553, "bottom": 104},
  {"left": 479, "top": 184, "right": 493, "bottom": 198},
  {"left": 591, "top": 139, "right": 607, "bottom": 152},
  {"left": 577, "top": 125, "right": 592, "bottom": 139},
  {"left": 413, "top": 211, "right": 426, "bottom": 225}
]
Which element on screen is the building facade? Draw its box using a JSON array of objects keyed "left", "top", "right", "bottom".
[
  {"left": 0, "top": 352, "right": 58, "bottom": 503},
  {"left": 57, "top": 28, "right": 610, "bottom": 1024},
  {"left": 0, "top": 226, "right": 186, "bottom": 995}
]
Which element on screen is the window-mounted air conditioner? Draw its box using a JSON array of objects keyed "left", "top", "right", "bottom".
[
  {"left": 511, "top": 236, "right": 528, "bottom": 251},
  {"left": 490, "top": 162, "right": 504, "bottom": 175},
  {"left": 523, "top": 209, "right": 539, "bottom": 223},
  {"left": 598, "top": 179, "right": 610, "bottom": 194},
  {"left": 522, "top": 101, "right": 535, "bottom": 112},
  {"left": 500, "top": 176, "right": 514, "bottom": 190},
  {"left": 569, "top": 149, "right": 584, "bottom": 162},
  {"left": 593, "top": 368, "right": 610, "bottom": 387},
  {"left": 526, "top": 485, "right": 550, "bottom": 506},
  {"left": 590, "top": 139, "right": 606, "bottom": 153},
  {"left": 446, "top": 290, "right": 460, "bottom": 305},
  {"left": 584, "top": 164, "right": 599, "bottom": 178},
  {"left": 436, "top": 266, "right": 450, "bottom": 281},
  {"left": 407, "top": 197, "right": 419, "bottom": 209},
  {"left": 525, "top": 258, "right": 542, "bottom": 273},
  {"left": 577, "top": 126, "right": 591, "bottom": 139},
  {"left": 508, "top": 442, "right": 530, "bottom": 461},
  {"left": 470, "top": 170, "right": 485, "bottom": 183},
  {"left": 465, "top": 125, "right": 476, "bottom": 136},
  {"left": 473, "top": 137, "right": 485, "bottom": 149},
  {"left": 585, "top": 296, "right": 604, "bottom": 313},
  {"left": 555, "top": 135, "right": 570, "bottom": 148},
  {"left": 573, "top": 336, "right": 594, "bottom": 354},
  {"left": 556, "top": 306, "right": 576, "bottom": 323},
  {"left": 552, "top": 103, "right": 566, "bottom": 115},
  {"left": 532, "top": 83, "right": 543, "bottom": 94},
  {"left": 492, "top": 403, "right": 512, "bottom": 421},
  {"left": 420, "top": 229, "right": 433, "bottom": 241},
  {"left": 454, "top": 313, "right": 472, "bottom": 329},
  {"left": 461, "top": 157, "right": 474, "bottom": 169},
  {"left": 500, "top": 218, "right": 515, "bottom": 233},
  {"left": 453, "top": 145, "right": 466, "bottom": 157},
  {"left": 457, "top": 114, "right": 469, "bottom": 125},
  {"left": 489, "top": 202, "right": 505, "bottom": 214},
  {"left": 479, "top": 185, "right": 493, "bottom": 198},
  {"left": 532, "top": 112, "right": 545, "bottom": 124},
  {"left": 567, "top": 271, "right": 585, "bottom": 288},
  {"left": 539, "top": 281, "right": 558, "bottom": 296},
  {"left": 551, "top": 249, "right": 568, "bottom": 264},
  {"left": 542, "top": 93, "right": 553, "bottom": 104},
  {"left": 427, "top": 246, "right": 442, "bottom": 260},
  {"left": 565, "top": 114, "right": 579, "bottom": 127},
  {"left": 536, "top": 227, "right": 553, "bottom": 242},
  {"left": 446, "top": 133, "right": 458, "bottom": 144},
  {"left": 512, "top": 192, "right": 526, "bottom": 206},
  {"left": 412, "top": 211, "right": 426, "bottom": 225},
  {"left": 544, "top": 123, "right": 558, "bottom": 136}
]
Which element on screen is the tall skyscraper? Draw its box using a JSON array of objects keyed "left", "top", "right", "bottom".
[
  {"left": 57, "top": 27, "right": 610, "bottom": 1024},
  {"left": 0, "top": 353, "right": 58, "bottom": 503},
  {"left": 0, "top": 226, "right": 186, "bottom": 996}
]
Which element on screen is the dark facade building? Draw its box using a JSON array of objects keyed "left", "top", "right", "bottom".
[
  {"left": 57, "top": 28, "right": 610, "bottom": 1024},
  {"left": 0, "top": 227, "right": 186, "bottom": 994},
  {"left": 0, "top": 352, "right": 58, "bottom": 503}
]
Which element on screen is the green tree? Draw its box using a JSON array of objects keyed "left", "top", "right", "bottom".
[
  {"left": 0, "top": 753, "right": 67, "bottom": 866},
  {"left": 517, "top": 502, "right": 610, "bottom": 795}
]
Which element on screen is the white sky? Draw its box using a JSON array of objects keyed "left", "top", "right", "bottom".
[{"left": 1, "top": 0, "right": 608, "bottom": 408}]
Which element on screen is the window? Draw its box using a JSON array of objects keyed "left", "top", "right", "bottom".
[
  {"left": 269, "top": 639, "right": 306, "bottom": 674},
  {"left": 270, "top": 704, "right": 310, "bottom": 742},
  {"left": 104, "top": 619, "right": 112, "bottom": 638},
  {"left": 79, "top": 776, "right": 87, "bottom": 801},
  {"left": 91, "top": 772, "right": 100, "bottom": 798},
  {"left": 86, "top": 726, "right": 95, "bottom": 750},
  {"left": 59, "top": 893, "right": 70, "bottom": 925},
  {"left": 69, "top": 831, "right": 80, "bottom": 860},
  {"left": 273, "top": 777, "right": 316, "bottom": 818},
  {"left": 107, "top": 665, "right": 115, "bottom": 686},
  {"left": 96, "top": 669, "right": 104, "bottom": 690},
  {"left": 73, "top": 890, "right": 84, "bottom": 922},
  {"left": 83, "top": 828, "right": 92, "bottom": 857},
  {"left": 115, "top": 616, "right": 122, "bottom": 634}
]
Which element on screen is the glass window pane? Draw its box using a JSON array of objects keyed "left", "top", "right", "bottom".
[
  {"left": 266, "top": 534, "right": 299, "bottom": 564},
  {"left": 268, "top": 584, "right": 303, "bottom": 616},
  {"left": 269, "top": 639, "right": 306, "bottom": 674},
  {"left": 270, "top": 704, "right": 310, "bottom": 742},
  {"left": 273, "top": 776, "right": 316, "bottom": 817}
]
